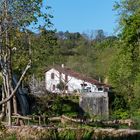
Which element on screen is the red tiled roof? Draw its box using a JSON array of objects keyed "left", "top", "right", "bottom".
[{"left": 46, "top": 66, "right": 110, "bottom": 87}]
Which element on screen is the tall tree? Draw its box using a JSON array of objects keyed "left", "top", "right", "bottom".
[
  {"left": 109, "top": 0, "right": 140, "bottom": 107},
  {"left": 0, "top": 0, "right": 52, "bottom": 125}
]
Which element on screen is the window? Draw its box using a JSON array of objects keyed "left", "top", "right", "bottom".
[
  {"left": 65, "top": 86, "right": 68, "bottom": 90},
  {"left": 81, "top": 83, "right": 87, "bottom": 87},
  {"left": 65, "top": 74, "right": 68, "bottom": 82},
  {"left": 59, "top": 72, "right": 62, "bottom": 81},
  {"left": 53, "top": 85, "right": 55, "bottom": 90},
  {"left": 86, "top": 87, "right": 91, "bottom": 92},
  {"left": 98, "top": 87, "right": 103, "bottom": 91},
  {"left": 51, "top": 73, "right": 54, "bottom": 79}
]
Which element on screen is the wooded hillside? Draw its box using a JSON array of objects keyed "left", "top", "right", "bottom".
[{"left": 0, "top": 0, "right": 140, "bottom": 127}]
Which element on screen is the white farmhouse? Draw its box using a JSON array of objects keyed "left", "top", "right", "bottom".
[{"left": 45, "top": 65, "right": 109, "bottom": 94}]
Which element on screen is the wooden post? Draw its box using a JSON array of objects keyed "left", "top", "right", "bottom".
[
  {"left": 43, "top": 116, "right": 46, "bottom": 125},
  {"left": 13, "top": 94, "right": 17, "bottom": 114},
  {"left": 1, "top": 85, "right": 6, "bottom": 118},
  {"left": 38, "top": 116, "right": 41, "bottom": 125},
  {"left": 28, "top": 119, "right": 30, "bottom": 125}
]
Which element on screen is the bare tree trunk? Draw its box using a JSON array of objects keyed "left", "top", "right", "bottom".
[
  {"left": 1, "top": 85, "right": 6, "bottom": 119},
  {"left": 0, "top": 0, "right": 31, "bottom": 125},
  {"left": 6, "top": 82, "right": 11, "bottom": 126},
  {"left": 4, "top": 0, "right": 12, "bottom": 126},
  {"left": 0, "top": 62, "right": 31, "bottom": 105},
  {"left": 13, "top": 94, "right": 17, "bottom": 114},
  {"left": 5, "top": 30, "right": 12, "bottom": 126},
  {"left": 0, "top": 16, "right": 4, "bottom": 119}
]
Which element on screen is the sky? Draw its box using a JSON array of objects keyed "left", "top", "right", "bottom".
[{"left": 47, "top": 0, "right": 119, "bottom": 35}]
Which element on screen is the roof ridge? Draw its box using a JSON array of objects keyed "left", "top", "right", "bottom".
[{"left": 46, "top": 66, "right": 110, "bottom": 87}]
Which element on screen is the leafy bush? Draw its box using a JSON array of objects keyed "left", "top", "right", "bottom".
[
  {"left": 111, "top": 109, "right": 129, "bottom": 120},
  {"left": 82, "top": 130, "right": 94, "bottom": 140},
  {"left": 58, "top": 130, "right": 76, "bottom": 140},
  {"left": 30, "top": 94, "right": 82, "bottom": 117},
  {"left": 131, "top": 109, "right": 140, "bottom": 129},
  {"left": 56, "top": 81, "right": 65, "bottom": 91},
  {"left": 51, "top": 96, "right": 63, "bottom": 116}
]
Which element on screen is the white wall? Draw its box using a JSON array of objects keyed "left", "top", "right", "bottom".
[
  {"left": 45, "top": 68, "right": 60, "bottom": 93},
  {"left": 45, "top": 68, "right": 103, "bottom": 93}
]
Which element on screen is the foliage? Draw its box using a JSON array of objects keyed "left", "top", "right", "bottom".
[
  {"left": 2, "top": 0, "right": 140, "bottom": 124},
  {"left": 56, "top": 81, "right": 65, "bottom": 91},
  {"left": 30, "top": 29, "right": 57, "bottom": 77},
  {"left": 58, "top": 130, "right": 76, "bottom": 140},
  {"left": 0, "top": 0, "right": 54, "bottom": 86},
  {"left": 131, "top": 109, "right": 140, "bottom": 129},
  {"left": 0, "top": 122, "right": 6, "bottom": 132},
  {"left": 3, "top": 134, "right": 16, "bottom": 140},
  {"left": 0, "top": 123, "right": 16, "bottom": 140},
  {"left": 2, "top": 27, "right": 118, "bottom": 86},
  {"left": 3, "top": 127, "right": 140, "bottom": 139},
  {"left": 114, "top": 0, "right": 140, "bottom": 30},
  {"left": 0, "top": 0, "right": 53, "bottom": 125},
  {"left": 109, "top": 49, "right": 134, "bottom": 105},
  {"left": 111, "top": 109, "right": 129, "bottom": 120},
  {"left": 29, "top": 94, "right": 81, "bottom": 117},
  {"left": 57, "top": 129, "right": 94, "bottom": 140},
  {"left": 51, "top": 96, "right": 63, "bottom": 116},
  {"left": 82, "top": 130, "right": 94, "bottom": 140},
  {"left": 0, "top": 0, "right": 53, "bottom": 30},
  {"left": 110, "top": 94, "right": 128, "bottom": 111},
  {"left": 65, "top": 35, "right": 118, "bottom": 80},
  {"left": 109, "top": 0, "right": 140, "bottom": 110}
]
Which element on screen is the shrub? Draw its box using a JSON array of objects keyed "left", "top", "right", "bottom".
[
  {"left": 58, "top": 130, "right": 76, "bottom": 140},
  {"left": 111, "top": 109, "right": 129, "bottom": 120}
]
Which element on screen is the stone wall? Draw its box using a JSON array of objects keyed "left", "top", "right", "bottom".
[{"left": 79, "top": 92, "right": 109, "bottom": 118}]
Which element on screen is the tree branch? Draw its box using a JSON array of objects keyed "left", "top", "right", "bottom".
[{"left": 0, "top": 61, "right": 31, "bottom": 105}]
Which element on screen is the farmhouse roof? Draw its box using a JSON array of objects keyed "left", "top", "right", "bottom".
[{"left": 46, "top": 66, "right": 110, "bottom": 87}]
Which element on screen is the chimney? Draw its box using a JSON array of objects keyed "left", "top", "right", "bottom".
[
  {"left": 98, "top": 77, "right": 101, "bottom": 83},
  {"left": 61, "top": 64, "right": 64, "bottom": 68}
]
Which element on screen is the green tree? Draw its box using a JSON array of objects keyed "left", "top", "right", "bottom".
[
  {"left": 30, "top": 29, "right": 57, "bottom": 77},
  {"left": 114, "top": 0, "right": 140, "bottom": 30},
  {"left": 0, "top": 0, "right": 52, "bottom": 125},
  {"left": 109, "top": 0, "right": 140, "bottom": 108}
]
